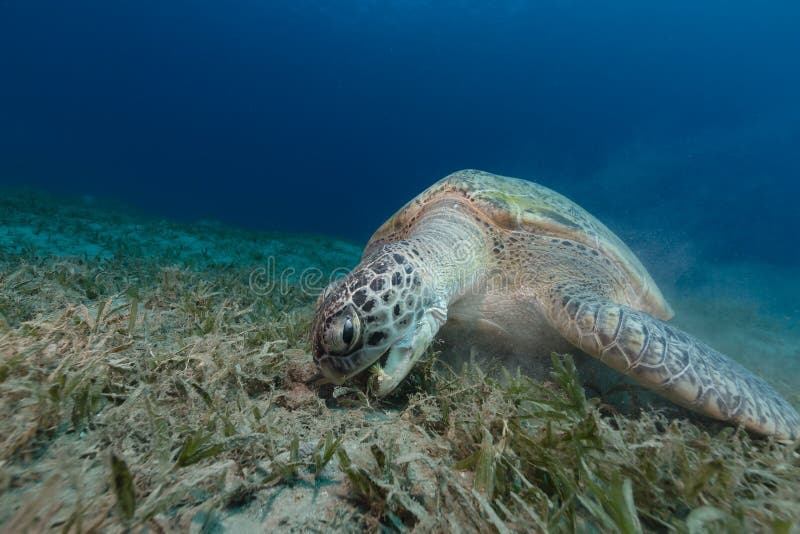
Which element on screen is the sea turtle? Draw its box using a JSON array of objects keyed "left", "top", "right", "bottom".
[{"left": 311, "top": 169, "right": 800, "bottom": 439}]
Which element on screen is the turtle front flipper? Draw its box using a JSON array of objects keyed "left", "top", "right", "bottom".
[{"left": 545, "top": 287, "right": 800, "bottom": 440}]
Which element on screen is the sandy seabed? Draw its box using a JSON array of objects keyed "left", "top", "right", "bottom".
[{"left": 1, "top": 189, "right": 798, "bottom": 532}]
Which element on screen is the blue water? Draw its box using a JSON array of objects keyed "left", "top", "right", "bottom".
[{"left": 1, "top": 1, "right": 799, "bottom": 267}]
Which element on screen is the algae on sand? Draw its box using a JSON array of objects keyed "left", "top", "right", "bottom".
[{"left": 1, "top": 189, "right": 799, "bottom": 532}]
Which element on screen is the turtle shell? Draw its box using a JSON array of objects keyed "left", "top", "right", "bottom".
[{"left": 365, "top": 169, "right": 673, "bottom": 320}]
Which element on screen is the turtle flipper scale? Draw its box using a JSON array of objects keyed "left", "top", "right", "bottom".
[{"left": 546, "top": 287, "right": 800, "bottom": 440}]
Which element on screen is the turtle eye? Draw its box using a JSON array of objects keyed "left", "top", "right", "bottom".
[
  {"left": 342, "top": 317, "right": 355, "bottom": 346},
  {"left": 326, "top": 311, "right": 361, "bottom": 354}
]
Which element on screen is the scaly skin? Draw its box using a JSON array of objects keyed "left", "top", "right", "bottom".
[
  {"left": 311, "top": 170, "right": 800, "bottom": 439},
  {"left": 547, "top": 286, "right": 800, "bottom": 439}
]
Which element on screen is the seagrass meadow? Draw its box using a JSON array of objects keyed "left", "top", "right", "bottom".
[{"left": 1, "top": 190, "right": 799, "bottom": 533}]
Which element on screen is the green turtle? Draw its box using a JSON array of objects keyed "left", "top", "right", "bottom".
[{"left": 311, "top": 169, "right": 799, "bottom": 439}]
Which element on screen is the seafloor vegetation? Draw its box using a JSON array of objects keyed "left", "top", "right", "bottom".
[{"left": 1, "top": 190, "right": 799, "bottom": 532}]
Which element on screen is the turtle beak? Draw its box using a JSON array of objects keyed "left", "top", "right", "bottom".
[
  {"left": 371, "top": 308, "right": 444, "bottom": 396},
  {"left": 372, "top": 342, "right": 416, "bottom": 396},
  {"left": 316, "top": 345, "right": 388, "bottom": 385}
]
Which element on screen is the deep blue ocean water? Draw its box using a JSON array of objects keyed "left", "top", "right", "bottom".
[{"left": 1, "top": 0, "right": 799, "bottom": 269}]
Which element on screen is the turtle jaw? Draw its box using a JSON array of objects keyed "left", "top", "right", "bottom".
[
  {"left": 316, "top": 340, "right": 423, "bottom": 396},
  {"left": 371, "top": 342, "right": 417, "bottom": 397},
  {"left": 316, "top": 345, "right": 388, "bottom": 385},
  {"left": 371, "top": 304, "right": 447, "bottom": 397}
]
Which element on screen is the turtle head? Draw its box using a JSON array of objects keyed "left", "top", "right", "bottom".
[{"left": 311, "top": 246, "right": 445, "bottom": 395}]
